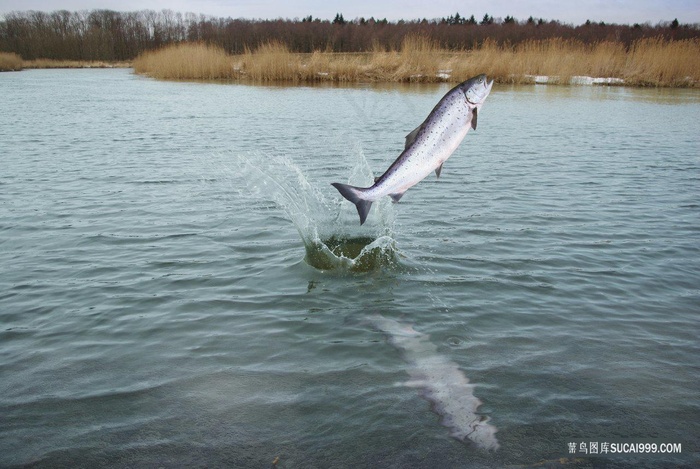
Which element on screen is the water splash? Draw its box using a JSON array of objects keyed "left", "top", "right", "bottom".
[
  {"left": 212, "top": 149, "right": 398, "bottom": 272},
  {"left": 304, "top": 234, "right": 397, "bottom": 271}
]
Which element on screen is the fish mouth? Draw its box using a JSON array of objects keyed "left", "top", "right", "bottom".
[{"left": 466, "top": 77, "right": 493, "bottom": 104}]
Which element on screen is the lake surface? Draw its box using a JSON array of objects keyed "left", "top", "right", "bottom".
[{"left": 1, "top": 69, "right": 698, "bottom": 468}]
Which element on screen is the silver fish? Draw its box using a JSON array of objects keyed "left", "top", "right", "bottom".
[
  {"left": 371, "top": 314, "right": 500, "bottom": 451},
  {"left": 332, "top": 74, "right": 494, "bottom": 225}
]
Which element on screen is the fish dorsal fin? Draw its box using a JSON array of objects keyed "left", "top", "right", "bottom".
[
  {"left": 405, "top": 124, "right": 422, "bottom": 149},
  {"left": 435, "top": 162, "right": 444, "bottom": 179},
  {"left": 471, "top": 107, "right": 478, "bottom": 130}
]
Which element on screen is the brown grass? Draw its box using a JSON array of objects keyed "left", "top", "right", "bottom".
[
  {"left": 22, "top": 59, "right": 131, "bottom": 69},
  {"left": 449, "top": 39, "right": 628, "bottom": 84},
  {"left": 0, "top": 52, "right": 23, "bottom": 71},
  {"left": 133, "top": 42, "right": 233, "bottom": 80},
  {"left": 239, "top": 41, "right": 299, "bottom": 81},
  {"left": 625, "top": 37, "right": 700, "bottom": 86},
  {"left": 133, "top": 36, "right": 700, "bottom": 87}
]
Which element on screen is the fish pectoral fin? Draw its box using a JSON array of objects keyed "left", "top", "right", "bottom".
[
  {"left": 471, "top": 107, "right": 478, "bottom": 130},
  {"left": 404, "top": 124, "right": 422, "bottom": 149},
  {"left": 389, "top": 192, "right": 405, "bottom": 203},
  {"left": 435, "top": 163, "right": 444, "bottom": 179}
]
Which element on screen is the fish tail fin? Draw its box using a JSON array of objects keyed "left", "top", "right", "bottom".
[{"left": 331, "top": 182, "right": 373, "bottom": 225}]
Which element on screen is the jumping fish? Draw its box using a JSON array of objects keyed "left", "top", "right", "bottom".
[
  {"left": 332, "top": 74, "right": 494, "bottom": 225},
  {"left": 371, "top": 314, "right": 500, "bottom": 450}
]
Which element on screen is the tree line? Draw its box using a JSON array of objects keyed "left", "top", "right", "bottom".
[{"left": 1, "top": 9, "right": 697, "bottom": 61}]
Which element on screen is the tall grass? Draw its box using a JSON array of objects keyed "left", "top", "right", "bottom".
[
  {"left": 133, "top": 42, "right": 234, "bottom": 80},
  {"left": 133, "top": 36, "right": 700, "bottom": 87},
  {"left": 235, "top": 41, "right": 370, "bottom": 82},
  {"left": 392, "top": 35, "right": 445, "bottom": 80},
  {"left": 1, "top": 54, "right": 130, "bottom": 70},
  {"left": 22, "top": 59, "right": 131, "bottom": 69},
  {"left": 452, "top": 39, "right": 628, "bottom": 84},
  {"left": 239, "top": 41, "right": 300, "bottom": 81},
  {"left": 625, "top": 37, "right": 700, "bottom": 86},
  {"left": 0, "top": 52, "right": 23, "bottom": 71}
]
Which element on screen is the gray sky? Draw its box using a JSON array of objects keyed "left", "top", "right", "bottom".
[{"left": 1, "top": 0, "right": 698, "bottom": 25}]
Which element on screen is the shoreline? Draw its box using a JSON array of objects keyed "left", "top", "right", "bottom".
[
  {"left": 131, "top": 39, "right": 700, "bottom": 88},
  {"left": 23, "top": 59, "right": 132, "bottom": 69},
  {"left": 12, "top": 66, "right": 697, "bottom": 89},
  {"left": 0, "top": 54, "right": 132, "bottom": 72},
  {"left": 4, "top": 47, "right": 699, "bottom": 88}
]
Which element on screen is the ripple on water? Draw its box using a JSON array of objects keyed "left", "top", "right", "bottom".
[{"left": 1, "top": 71, "right": 698, "bottom": 468}]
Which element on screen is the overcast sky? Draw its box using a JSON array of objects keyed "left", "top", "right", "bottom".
[{"left": 1, "top": 0, "right": 698, "bottom": 26}]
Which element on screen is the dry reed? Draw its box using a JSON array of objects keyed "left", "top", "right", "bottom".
[
  {"left": 239, "top": 41, "right": 299, "bottom": 81},
  {"left": 625, "top": 37, "right": 700, "bottom": 86},
  {"left": 0, "top": 52, "right": 23, "bottom": 71},
  {"left": 22, "top": 59, "right": 131, "bottom": 69},
  {"left": 133, "top": 42, "right": 233, "bottom": 80},
  {"left": 133, "top": 36, "right": 700, "bottom": 87},
  {"left": 391, "top": 35, "right": 445, "bottom": 81}
]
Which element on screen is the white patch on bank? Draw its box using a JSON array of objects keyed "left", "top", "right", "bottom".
[
  {"left": 431, "top": 72, "right": 626, "bottom": 84},
  {"left": 524, "top": 74, "right": 625, "bottom": 85},
  {"left": 372, "top": 314, "right": 500, "bottom": 451}
]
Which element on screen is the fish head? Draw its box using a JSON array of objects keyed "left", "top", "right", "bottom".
[{"left": 461, "top": 74, "right": 494, "bottom": 105}]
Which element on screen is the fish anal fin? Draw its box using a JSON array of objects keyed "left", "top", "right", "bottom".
[
  {"left": 471, "top": 107, "right": 478, "bottom": 130},
  {"left": 435, "top": 162, "right": 444, "bottom": 179},
  {"left": 389, "top": 192, "right": 405, "bottom": 203}
]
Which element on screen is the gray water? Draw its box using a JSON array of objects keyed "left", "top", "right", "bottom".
[{"left": 1, "top": 69, "right": 698, "bottom": 468}]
